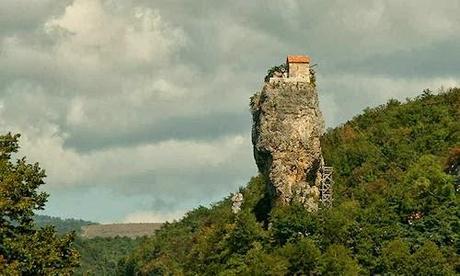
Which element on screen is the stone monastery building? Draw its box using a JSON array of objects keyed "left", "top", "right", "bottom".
[
  {"left": 270, "top": 55, "right": 311, "bottom": 83},
  {"left": 287, "top": 55, "right": 310, "bottom": 81}
]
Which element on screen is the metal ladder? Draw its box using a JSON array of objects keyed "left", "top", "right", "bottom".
[{"left": 320, "top": 160, "right": 334, "bottom": 207}]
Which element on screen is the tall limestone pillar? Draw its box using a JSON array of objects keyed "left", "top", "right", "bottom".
[{"left": 250, "top": 76, "right": 324, "bottom": 212}]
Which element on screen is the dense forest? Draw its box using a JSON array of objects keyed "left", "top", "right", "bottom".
[
  {"left": 118, "top": 88, "right": 460, "bottom": 275},
  {"left": 75, "top": 236, "right": 145, "bottom": 275}
]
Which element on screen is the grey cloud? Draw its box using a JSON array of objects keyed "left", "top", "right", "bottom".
[
  {"left": 112, "top": 159, "right": 255, "bottom": 212},
  {"left": 143, "top": 0, "right": 460, "bottom": 83},
  {"left": 63, "top": 111, "right": 252, "bottom": 152},
  {"left": 0, "top": 0, "right": 71, "bottom": 35},
  {"left": 341, "top": 38, "right": 460, "bottom": 78}
]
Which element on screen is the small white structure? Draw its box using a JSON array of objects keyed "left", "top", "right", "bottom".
[{"left": 231, "top": 192, "right": 244, "bottom": 214}]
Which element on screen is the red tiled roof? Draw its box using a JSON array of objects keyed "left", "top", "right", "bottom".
[{"left": 287, "top": 55, "right": 310, "bottom": 63}]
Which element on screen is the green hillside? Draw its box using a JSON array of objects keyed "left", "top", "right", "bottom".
[
  {"left": 75, "top": 236, "right": 146, "bottom": 276},
  {"left": 33, "top": 215, "right": 149, "bottom": 275},
  {"left": 118, "top": 88, "right": 459, "bottom": 275},
  {"left": 34, "top": 215, "right": 96, "bottom": 234}
]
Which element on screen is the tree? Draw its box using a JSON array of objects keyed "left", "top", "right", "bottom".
[
  {"left": 226, "top": 210, "right": 266, "bottom": 255},
  {"left": 410, "top": 241, "right": 454, "bottom": 275},
  {"left": 277, "top": 238, "right": 321, "bottom": 275},
  {"left": 269, "top": 203, "right": 319, "bottom": 245},
  {"left": 0, "top": 133, "right": 79, "bottom": 275},
  {"left": 240, "top": 242, "right": 289, "bottom": 275},
  {"left": 379, "top": 238, "right": 411, "bottom": 275},
  {"left": 320, "top": 201, "right": 359, "bottom": 246},
  {"left": 319, "top": 244, "right": 361, "bottom": 276}
]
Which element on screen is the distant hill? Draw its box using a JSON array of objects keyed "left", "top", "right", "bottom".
[
  {"left": 34, "top": 215, "right": 96, "bottom": 234},
  {"left": 33, "top": 215, "right": 164, "bottom": 275},
  {"left": 81, "top": 223, "right": 163, "bottom": 238},
  {"left": 34, "top": 215, "right": 163, "bottom": 238}
]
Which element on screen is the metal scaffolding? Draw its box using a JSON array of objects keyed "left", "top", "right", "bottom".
[{"left": 320, "top": 161, "right": 334, "bottom": 208}]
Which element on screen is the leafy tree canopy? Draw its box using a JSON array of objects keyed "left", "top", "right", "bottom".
[{"left": 0, "top": 133, "right": 79, "bottom": 275}]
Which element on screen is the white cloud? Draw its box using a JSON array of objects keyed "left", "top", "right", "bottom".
[
  {"left": 17, "top": 128, "right": 249, "bottom": 188},
  {"left": 45, "top": 0, "right": 185, "bottom": 69},
  {"left": 67, "top": 97, "right": 87, "bottom": 126}
]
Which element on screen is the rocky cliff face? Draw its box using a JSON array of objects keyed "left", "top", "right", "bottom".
[{"left": 250, "top": 80, "right": 324, "bottom": 211}]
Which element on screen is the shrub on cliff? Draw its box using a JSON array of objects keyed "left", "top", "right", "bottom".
[{"left": 264, "top": 63, "right": 287, "bottom": 82}]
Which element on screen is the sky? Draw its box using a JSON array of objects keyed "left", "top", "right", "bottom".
[{"left": 1, "top": 0, "right": 459, "bottom": 223}]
